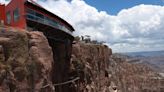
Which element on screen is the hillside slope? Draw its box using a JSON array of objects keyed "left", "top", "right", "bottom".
[{"left": 109, "top": 54, "right": 164, "bottom": 92}]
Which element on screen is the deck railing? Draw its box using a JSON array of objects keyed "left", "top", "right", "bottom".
[{"left": 26, "top": 13, "right": 72, "bottom": 35}]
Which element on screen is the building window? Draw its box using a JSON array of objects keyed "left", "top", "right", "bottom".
[
  {"left": 35, "top": 12, "right": 44, "bottom": 22},
  {"left": 26, "top": 8, "right": 35, "bottom": 15},
  {"left": 14, "top": 8, "right": 20, "bottom": 22},
  {"left": 26, "top": 8, "right": 71, "bottom": 33},
  {"left": 6, "top": 11, "right": 11, "bottom": 24}
]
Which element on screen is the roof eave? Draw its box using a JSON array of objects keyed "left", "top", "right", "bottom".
[{"left": 25, "top": 0, "right": 75, "bottom": 32}]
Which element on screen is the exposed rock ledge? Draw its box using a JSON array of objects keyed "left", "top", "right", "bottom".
[
  {"left": 0, "top": 27, "right": 54, "bottom": 92},
  {"left": 0, "top": 26, "right": 114, "bottom": 92},
  {"left": 70, "top": 42, "right": 112, "bottom": 92},
  {"left": 70, "top": 42, "right": 163, "bottom": 92},
  {"left": 0, "top": 26, "right": 162, "bottom": 92}
]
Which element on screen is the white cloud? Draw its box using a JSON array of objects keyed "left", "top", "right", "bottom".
[
  {"left": 0, "top": 0, "right": 10, "bottom": 4},
  {"left": 2, "top": 0, "right": 164, "bottom": 52},
  {"left": 37, "top": 0, "right": 164, "bottom": 52}
]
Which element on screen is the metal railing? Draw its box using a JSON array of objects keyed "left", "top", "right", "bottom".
[{"left": 26, "top": 13, "right": 72, "bottom": 35}]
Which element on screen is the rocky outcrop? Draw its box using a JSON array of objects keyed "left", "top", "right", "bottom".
[
  {"left": 70, "top": 42, "right": 112, "bottom": 92},
  {"left": 0, "top": 26, "right": 54, "bottom": 92},
  {"left": 0, "top": 26, "right": 163, "bottom": 92},
  {"left": 108, "top": 54, "right": 164, "bottom": 92},
  {"left": 70, "top": 42, "right": 164, "bottom": 92}
]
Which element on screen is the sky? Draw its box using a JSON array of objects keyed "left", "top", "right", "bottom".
[
  {"left": 1, "top": 0, "right": 164, "bottom": 52},
  {"left": 85, "top": 0, "right": 164, "bottom": 15}
]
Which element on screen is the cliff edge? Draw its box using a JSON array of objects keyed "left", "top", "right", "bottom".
[
  {"left": 70, "top": 42, "right": 163, "bottom": 92},
  {"left": 70, "top": 42, "right": 113, "bottom": 92},
  {"left": 0, "top": 26, "right": 54, "bottom": 92},
  {"left": 0, "top": 26, "right": 163, "bottom": 92}
]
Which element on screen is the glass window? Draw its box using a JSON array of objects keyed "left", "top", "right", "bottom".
[
  {"left": 6, "top": 11, "right": 11, "bottom": 24},
  {"left": 26, "top": 8, "right": 36, "bottom": 20},
  {"left": 14, "top": 8, "right": 20, "bottom": 22},
  {"left": 27, "top": 8, "right": 35, "bottom": 15},
  {"left": 35, "top": 12, "right": 44, "bottom": 18},
  {"left": 44, "top": 16, "right": 49, "bottom": 24},
  {"left": 25, "top": 8, "right": 70, "bottom": 31}
]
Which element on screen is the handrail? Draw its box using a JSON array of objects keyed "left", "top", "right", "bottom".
[
  {"left": 17, "top": 77, "right": 80, "bottom": 91},
  {"left": 26, "top": 13, "right": 72, "bottom": 35},
  {"left": 53, "top": 77, "right": 80, "bottom": 86},
  {"left": 41, "top": 77, "right": 80, "bottom": 89}
]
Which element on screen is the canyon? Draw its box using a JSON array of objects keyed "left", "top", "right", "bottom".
[{"left": 0, "top": 26, "right": 163, "bottom": 92}]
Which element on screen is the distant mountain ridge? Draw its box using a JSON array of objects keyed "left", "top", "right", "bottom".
[
  {"left": 120, "top": 50, "right": 164, "bottom": 73},
  {"left": 123, "top": 50, "right": 164, "bottom": 57}
]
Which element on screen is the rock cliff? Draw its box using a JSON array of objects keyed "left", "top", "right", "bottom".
[
  {"left": 0, "top": 26, "right": 54, "bottom": 92},
  {"left": 0, "top": 26, "right": 163, "bottom": 92},
  {"left": 70, "top": 42, "right": 113, "bottom": 92},
  {"left": 108, "top": 54, "right": 164, "bottom": 92},
  {"left": 70, "top": 42, "right": 163, "bottom": 92}
]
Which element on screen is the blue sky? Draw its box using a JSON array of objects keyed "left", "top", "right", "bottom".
[{"left": 85, "top": 0, "right": 164, "bottom": 15}]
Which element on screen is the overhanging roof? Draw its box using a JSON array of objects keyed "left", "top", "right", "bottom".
[{"left": 25, "top": 0, "right": 75, "bottom": 32}]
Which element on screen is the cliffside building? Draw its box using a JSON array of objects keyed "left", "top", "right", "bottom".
[
  {"left": 0, "top": 0, "right": 75, "bottom": 92},
  {"left": 0, "top": 0, "right": 74, "bottom": 36}
]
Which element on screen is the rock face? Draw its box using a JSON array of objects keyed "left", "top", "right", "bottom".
[
  {"left": 70, "top": 42, "right": 164, "bottom": 92},
  {"left": 108, "top": 54, "right": 162, "bottom": 92},
  {"left": 70, "top": 42, "right": 112, "bottom": 92},
  {"left": 0, "top": 26, "right": 163, "bottom": 92},
  {"left": 0, "top": 27, "right": 54, "bottom": 92}
]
